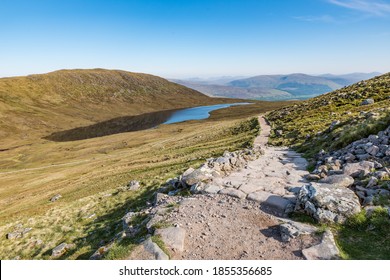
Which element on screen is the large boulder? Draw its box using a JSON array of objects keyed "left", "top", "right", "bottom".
[
  {"left": 343, "top": 161, "right": 375, "bottom": 178},
  {"left": 182, "top": 167, "right": 212, "bottom": 186},
  {"left": 295, "top": 182, "right": 361, "bottom": 223}
]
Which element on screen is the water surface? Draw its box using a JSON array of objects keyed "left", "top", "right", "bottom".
[{"left": 163, "top": 103, "right": 251, "bottom": 124}]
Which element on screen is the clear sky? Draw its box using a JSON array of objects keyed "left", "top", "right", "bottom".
[{"left": 1, "top": 0, "right": 389, "bottom": 78}]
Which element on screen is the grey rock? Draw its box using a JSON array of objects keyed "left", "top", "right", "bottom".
[
  {"left": 366, "top": 145, "right": 379, "bottom": 156},
  {"left": 344, "top": 153, "right": 356, "bottom": 162},
  {"left": 374, "top": 171, "right": 389, "bottom": 180},
  {"left": 343, "top": 161, "right": 375, "bottom": 178},
  {"left": 154, "top": 193, "right": 169, "bottom": 206},
  {"left": 302, "top": 230, "right": 340, "bottom": 260},
  {"left": 248, "top": 191, "right": 292, "bottom": 215},
  {"left": 379, "top": 189, "right": 390, "bottom": 196},
  {"left": 356, "top": 191, "right": 366, "bottom": 200},
  {"left": 155, "top": 226, "right": 186, "bottom": 252},
  {"left": 329, "top": 120, "right": 340, "bottom": 130},
  {"left": 363, "top": 195, "right": 374, "bottom": 206},
  {"left": 356, "top": 154, "right": 370, "bottom": 161},
  {"left": 306, "top": 174, "right": 321, "bottom": 181},
  {"left": 6, "top": 232, "right": 22, "bottom": 240},
  {"left": 360, "top": 98, "right": 375, "bottom": 106},
  {"left": 182, "top": 167, "right": 195, "bottom": 177},
  {"left": 50, "top": 194, "right": 62, "bottom": 202},
  {"left": 219, "top": 188, "right": 247, "bottom": 199},
  {"left": 366, "top": 177, "right": 378, "bottom": 188},
  {"left": 182, "top": 168, "right": 212, "bottom": 186},
  {"left": 122, "top": 212, "right": 137, "bottom": 226},
  {"left": 126, "top": 180, "right": 140, "bottom": 191},
  {"left": 142, "top": 237, "right": 169, "bottom": 260},
  {"left": 52, "top": 243, "right": 74, "bottom": 258},
  {"left": 295, "top": 183, "right": 361, "bottom": 223},
  {"left": 190, "top": 182, "right": 206, "bottom": 194},
  {"left": 328, "top": 170, "right": 344, "bottom": 175},
  {"left": 279, "top": 221, "right": 316, "bottom": 242},
  {"left": 6, "top": 227, "right": 32, "bottom": 240},
  {"left": 319, "top": 175, "right": 354, "bottom": 188},
  {"left": 202, "top": 184, "right": 223, "bottom": 194}
]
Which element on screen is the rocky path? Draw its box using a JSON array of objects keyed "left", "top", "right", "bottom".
[
  {"left": 210, "top": 116, "right": 309, "bottom": 216},
  {"left": 128, "top": 116, "right": 330, "bottom": 260}
]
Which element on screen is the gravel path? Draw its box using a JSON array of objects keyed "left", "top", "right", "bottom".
[{"left": 152, "top": 116, "right": 320, "bottom": 260}]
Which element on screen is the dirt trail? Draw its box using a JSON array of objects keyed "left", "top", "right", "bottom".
[{"left": 152, "top": 116, "right": 319, "bottom": 260}]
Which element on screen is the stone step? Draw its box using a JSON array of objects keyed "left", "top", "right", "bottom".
[{"left": 247, "top": 191, "right": 292, "bottom": 216}]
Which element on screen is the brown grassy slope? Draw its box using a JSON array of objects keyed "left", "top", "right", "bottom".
[{"left": 0, "top": 69, "right": 238, "bottom": 145}]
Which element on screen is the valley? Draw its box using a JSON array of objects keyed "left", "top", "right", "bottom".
[
  {"left": 0, "top": 70, "right": 293, "bottom": 259},
  {"left": 0, "top": 69, "right": 389, "bottom": 260}
]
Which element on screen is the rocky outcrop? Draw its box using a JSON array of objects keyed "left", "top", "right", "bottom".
[
  {"left": 6, "top": 224, "right": 32, "bottom": 240},
  {"left": 308, "top": 125, "right": 390, "bottom": 213},
  {"left": 175, "top": 146, "right": 265, "bottom": 192},
  {"left": 295, "top": 182, "right": 361, "bottom": 223}
]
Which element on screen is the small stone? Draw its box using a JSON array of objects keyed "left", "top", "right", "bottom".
[
  {"left": 360, "top": 99, "right": 375, "bottom": 106},
  {"left": 366, "top": 177, "right": 378, "bottom": 188},
  {"left": 52, "top": 243, "right": 74, "bottom": 258},
  {"left": 127, "top": 180, "right": 140, "bottom": 191},
  {"left": 50, "top": 194, "right": 62, "bottom": 202},
  {"left": 306, "top": 174, "right": 321, "bottom": 181}
]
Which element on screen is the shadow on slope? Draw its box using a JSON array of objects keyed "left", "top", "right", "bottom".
[{"left": 44, "top": 109, "right": 176, "bottom": 142}]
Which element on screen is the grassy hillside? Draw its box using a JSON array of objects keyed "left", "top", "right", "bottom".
[
  {"left": 0, "top": 69, "right": 235, "bottom": 145},
  {"left": 267, "top": 72, "right": 390, "bottom": 158},
  {"left": 0, "top": 102, "right": 293, "bottom": 259},
  {"left": 0, "top": 68, "right": 294, "bottom": 259}
]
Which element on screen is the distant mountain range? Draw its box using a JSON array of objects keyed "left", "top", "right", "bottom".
[{"left": 171, "top": 72, "right": 381, "bottom": 101}]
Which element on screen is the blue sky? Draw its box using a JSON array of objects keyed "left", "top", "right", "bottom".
[{"left": 1, "top": 0, "right": 389, "bottom": 78}]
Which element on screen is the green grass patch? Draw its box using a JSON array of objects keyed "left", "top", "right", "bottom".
[{"left": 335, "top": 208, "right": 390, "bottom": 259}]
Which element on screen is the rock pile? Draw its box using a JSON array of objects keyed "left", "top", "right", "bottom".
[
  {"left": 164, "top": 146, "right": 264, "bottom": 195},
  {"left": 295, "top": 182, "right": 361, "bottom": 223},
  {"left": 6, "top": 224, "right": 32, "bottom": 240},
  {"left": 303, "top": 125, "right": 390, "bottom": 217}
]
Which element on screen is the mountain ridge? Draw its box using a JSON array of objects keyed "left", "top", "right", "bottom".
[{"left": 172, "top": 72, "right": 381, "bottom": 101}]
